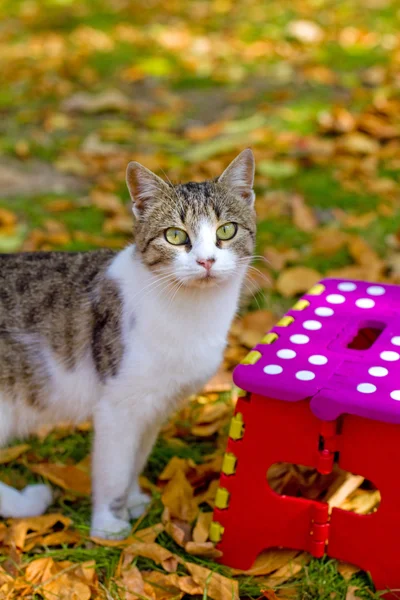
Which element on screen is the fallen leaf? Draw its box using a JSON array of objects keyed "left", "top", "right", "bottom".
[
  {"left": 337, "top": 562, "right": 361, "bottom": 581},
  {"left": 159, "top": 457, "right": 191, "bottom": 481},
  {"left": 286, "top": 20, "right": 324, "bottom": 44},
  {"left": 185, "top": 541, "right": 222, "bottom": 558},
  {"left": 275, "top": 267, "right": 322, "bottom": 297},
  {"left": 346, "top": 586, "right": 360, "bottom": 600},
  {"left": 291, "top": 194, "right": 318, "bottom": 233},
  {"left": 192, "top": 511, "right": 213, "bottom": 543},
  {"left": 5, "top": 514, "right": 72, "bottom": 550},
  {"left": 28, "top": 463, "right": 91, "bottom": 495},
  {"left": 161, "top": 469, "right": 198, "bottom": 522},
  {"left": 118, "top": 565, "right": 155, "bottom": 600},
  {"left": 0, "top": 444, "right": 30, "bottom": 464},
  {"left": 203, "top": 367, "right": 232, "bottom": 393},
  {"left": 25, "top": 558, "right": 94, "bottom": 600},
  {"left": 185, "top": 563, "right": 239, "bottom": 600},
  {"left": 122, "top": 542, "right": 180, "bottom": 573},
  {"left": 232, "top": 549, "right": 299, "bottom": 576},
  {"left": 141, "top": 571, "right": 183, "bottom": 600},
  {"left": 265, "top": 554, "right": 309, "bottom": 587},
  {"left": 62, "top": 90, "right": 134, "bottom": 114}
]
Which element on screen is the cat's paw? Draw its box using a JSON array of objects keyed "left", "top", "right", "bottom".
[
  {"left": 21, "top": 484, "right": 53, "bottom": 516},
  {"left": 0, "top": 483, "right": 53, "bottom": 518},
  {"left": 127, "top": 491, "right": 151, "bottom": 519},
  {"left": 90, "top": 512, "right": 131, "bottom": 540}
]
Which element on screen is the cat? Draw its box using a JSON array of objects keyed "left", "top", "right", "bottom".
[{"left": 0, "top": 148, "right": 256, "bottom": 539}]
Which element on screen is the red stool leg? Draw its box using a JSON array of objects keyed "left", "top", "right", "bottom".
[
  {"left": 328, "top": 415, "right": 400, "bottom": 597},
  {"left": 214, "top": 395, "right": 330, "bottom": 569}
]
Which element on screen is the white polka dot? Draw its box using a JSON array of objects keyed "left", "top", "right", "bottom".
[
  {"left": 309, "top": 355, "right": 328, "bottom": 365},
  {"left": 263, "top": 364, "right": 283, "bottom": 375},
  {"left": 391, "top": 336, "right": 400, "bottom": 346},
  {"left": 277, "top": 349, "right": 296, "bottom": 359},
  {"left": 290, "top": 334, "right": 310, "bottom": 345},
  {"left": 315, "top": 307, "right": 334, "bottom": 317},
  {"left": 368, "top": 366, "right": 388, "bottom": 377},
  {"left": 296, "top": 370, "right": 315, "bottom": 381},
  {"left": 338, "top": 282, "right": 357, "bottom": 292},
  {"left": 367, "top": 285, "right": 385, "bottom": 296},
  {"left": 357, "top": 383, "right": 377, "bottom": 394},
  {"left": 326, "top": 294, "right": 345, "bottom": 304},
  {"left": 356, "top": 298, "right": 375, "bottom": 309},
  {"left": 303, "top": 320, "right": 322, "bottom": 331},
  {"left": 391, "top": 390, "right": 400, "bottom": 401},
  {"left": 380, "top": 351, "right": 400, "bottom": 362}
]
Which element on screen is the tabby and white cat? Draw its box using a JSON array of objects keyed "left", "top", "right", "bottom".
[{"left": 0, "top": 149, "right": 256, "bottom": 539}]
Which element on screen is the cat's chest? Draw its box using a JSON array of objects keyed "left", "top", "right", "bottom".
[{"left": 126, "top": 322, "right": 226, "bottom": 389}]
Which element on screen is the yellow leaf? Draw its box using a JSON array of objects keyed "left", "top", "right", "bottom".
[
  {"left": 0, "top": 444, "right": 30, "bottom": 464},
  {"left": 122, "top": 542, "right": 181, "bottom": 573},
  {"left": 337, "top": 562, "right": 361, "bottom": 581},
  {"left": 159, "top": 457, "right": 191, "bottom": 481},
  {"left": 161, "top": 470, "right": 198, "bottom": 522},
  {"left": 142, "top": 571, "right": 184, "bottom": 600},
  {"left": 28, "top": 463, "right": 91, "bottom": 495},
  {"left": 6, "top": 514, "right": 72, "bottom": 550},
  {"left": 275, "top": 267, "right": 322, "bottom": 298},
  {"left": 118, "top": 565, "right": 155, "bottom": 600},
  {"left": 291, "top": 194, "right": 318, "bottom": 233},
  {"left": 25, "top": 558, "right": 94, "bottom": 600},
  {"left": 231, "top": 549, "right": 299, "bottom": 576},
  {"left": 192, "top": 511, "right": 213, "bottom": 543},
  {"left": 185, "top": 563, "right": 239, "bottom": 600},
  {"left": 185, "top": 541, "right": 222, "bottom": 558}
]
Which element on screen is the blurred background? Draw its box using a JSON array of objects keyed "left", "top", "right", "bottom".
[
  {"left": 2, "top": 0, "right": 400, "bottom": 323},
  {"left": 1, "top": 1, "right": 398, "bottom": 595}
]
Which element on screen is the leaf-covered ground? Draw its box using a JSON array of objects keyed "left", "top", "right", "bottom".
[{"left": 1, "top": 0, "right": 400, "bottom": 598}]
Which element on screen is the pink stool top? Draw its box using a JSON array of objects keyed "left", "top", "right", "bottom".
[{"left": 233, "top": 278, "right": 400, "bottom": 424}]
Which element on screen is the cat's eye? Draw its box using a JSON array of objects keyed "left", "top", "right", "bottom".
[
  {"left": 216, "top": 222, "right": 237, "bottom": 241},
  {"left": 165, "top": 227, "right": 189, "bottom": 245}
]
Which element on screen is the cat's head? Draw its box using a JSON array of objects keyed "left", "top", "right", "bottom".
[{"left": 126, "top": 149, "right": 256, "bottom": 288}]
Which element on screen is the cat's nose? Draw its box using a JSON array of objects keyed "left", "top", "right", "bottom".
[{"left": 197, "top": 258, "right": 215, "bottom": 271}]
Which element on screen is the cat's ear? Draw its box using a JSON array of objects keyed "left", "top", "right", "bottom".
[
  {"left": 126, "top": 162, "right": 169, "bottom": 217},
  {"left": 218, "top": 148, "right": 255, "bottom": 206}
]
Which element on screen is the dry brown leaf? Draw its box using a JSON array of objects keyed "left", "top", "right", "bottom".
[
  {"left": 275, "top": 267, "right": 322, "bottom": 297},
  {"left": 239, "top": 310, "right": 277, "bottom": 348},
  {"left": 186, "top": 563, "right": 239, "bottom": 600},
  {"left": 202, "top": 367, "right": 232, "bottom": 393},
  {"left": 291, "top": 194, "right": 318, "bottom": 232},
  {"left": 231, "top": 549, "right": 299, "bottom": 576},
  {"left": 122, "top": 542, "right": 180, "bottom": 573},
  {"left": 118, "top": 565, "right": 155, "bottom": 600},
  {"left": 0, "top": 444, "right": 30, "bottom": 464},
  {"left": 263, "top": 247, "right": 301, "bottom": 271},
  {"left": 194, "top": 479, "right": 219, "bottom": 507},
  {"left": 340, "top": 489, "right": 381, "bottom": 514},
  {"left": 161, "top": 469, "right": 198, "bottom": 522},
  {"left": 193, "top": 402, "right": 230, "bottom": 425},
  {"left": 348, "top": 235, "right": 383, "bottom": 269},
  {"left": 28, "top": 463, "right": 91, "bottom": 495},
  {"left": 265, "top": 553, "right": 309, "bottom": 587},
  {"left": 141, "top": 571, "right": 184, "bottom": 600},
  {"left": 135, "top": 523, "right": 164, "bottom": 543},
  {"left": 337, "top": 562, "right": 360, "bottom": 581},
  {"left": 185, "top": 541, "right": 222, "bottom": 558},
  {"left": 25, "top": 558, "right": 95, "bottom": 600},
  {"left": 192, "top": 511, "right": 213, "bottom": 543},
  {"left": 177, "top": 576, "right": 203, "bottom": 595},
  {"left": 327, "top": 474, "right": 364, "bottom": 509},
  {"left": 311, "top": 229, "right": 349, "bottom": 256},
  {"left": 159, "top": 457, "right": 191, "bottom": 481},
  {"left": 5, "top": 514, "right": 72, "bottom": 550},
  {"left": 346, "top": 586, "right": 360, "bottom": 600},
  {"left": 39, "top": 530, "right": 81, "bottom": 548},
  {"left": 162, "top": 508, "right": 191, "bottom": 547}
]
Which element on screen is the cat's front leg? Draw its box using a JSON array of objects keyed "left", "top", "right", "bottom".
[
  {"left": 90, "top": 399, "right": 138, "bottom": 540},
  {"left": 126, "top": 423, "right": 159, "bottom": 519}
]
